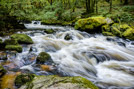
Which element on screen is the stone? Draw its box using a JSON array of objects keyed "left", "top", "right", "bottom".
[
  {"left": 11, "top": 34, "right": 33, "bottom": 44},
  {"left": 44, "top": 29, "right": 55, "bottom": 34},
  {"left": 75, "top": 16, "right": 113, "bottom": 32},
  {"left": 36, "top": 52, "right": 51, "bottom": 64},
  {"left": 19, "top": 75, "right": 98, "bottom": 89},
  {"left": 15, "top": 74, "right": 35, "bottom": 88},
  {"left": 0, "top": 64, "right": 6, "bottom": 77},
  {"left": 3, "top": 39, "right": 18, "bottom": 45},
  {"left": 5, "top": 45, "right": 22, "bottom": 53}
]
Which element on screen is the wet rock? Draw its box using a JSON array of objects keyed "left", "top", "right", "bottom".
[
  {"left": 75, "top": 16, "right": 113, "bottom": 32},
  {"left": 1, "top": 60, "right": 18, "bottom": 71},
  {"left": 64, "top": 34, "right": 72, "bottom": 40},
  {"left": 106, "top": 37, "right": 115, "bottom": 41},
  {"left": 15, "top": 74, "right": 35, "bottom": 88},
  {"left": 0, "top": 64, "right": 7, "bottom": 77},
  {"left": 5, "top": 45, "right": 22, "bottom": 53},
  {"left": 0, "top": 52, "right": 7, "bottom": 60},
  {"left": 117, "top": 42, "right": 126, "bottom": 47},
  {"left": 19, "top": 75, "right": 98, "bottom": 89},
  {"left": 29, "top": 46, "right": 37, "bottom": 52},
  {"left": 102, "top": 23, "right": 122, "bottom": 37},
  {"left": 102, "top": 23, "right": 134, "bottom": 40},
  {"left": 36, "top": 52, "right": 51, "bottom": 64},
  {"left": 3, "top": 39, "right": 18, "bottom": 45},
  {"left": 123, "top": 27, "right": 134, "bottom": 40},
  {"left": 11, "top": 34, "right": 33, "bottom": 44},
  {"left": 0, "top": 72, "right": 21, "bottom": 89},
  {"left": 40, "top": 65, "right": 53, "bottom": 72},
  {"left": 44, "top": 29, "right": 55, "bottom": 34}
]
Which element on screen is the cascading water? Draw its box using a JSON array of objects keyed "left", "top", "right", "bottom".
[{"left": 2, "top": 25, "right": 134, "bottom": 89}]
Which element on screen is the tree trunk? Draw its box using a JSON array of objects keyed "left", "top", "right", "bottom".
[
  {"left": 124, "top": 0, "right": 128, "bottom": 5},
  {"left": 86, "top": 0, "right": 94, "bottom": 13},
  {"left": 109, "top": 0, "right": 112, "bottom": 13}
]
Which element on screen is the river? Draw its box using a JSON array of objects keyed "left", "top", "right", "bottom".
[{"left": 1, "top": 25, "right": 134, "bottom": 89}]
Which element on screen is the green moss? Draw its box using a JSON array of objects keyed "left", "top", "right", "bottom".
[
  {"left": 11, "top": 34, "right": 33, "bottom": 44},
  {"left": 102, "top": 32, "right": 115, "bottom": 36},
  {"left": 75, "top": 16, "right": 113, "bottom": 32},
  {"left": 120, "top": 24, "right": 131, "bottom": 32},
  {"left": 0, "top": 39, "right": 2, "bottom": 44},
  {"left": 3, "top": 39, "right": 18, "bottom": 45},
  {"left": 15, "top": 74, "right": 35, "bottom": 88},
  {"left": 44, "top": 29, "right": 55, "bottom": 34},
  {"left": 19, "top": 75, "right": 98, "bottom": 89},
  {"left": 102, "top": 25, "right": 110, "bottom": 32},
  {"left": 0, "top": 64, "right": 6, "bottom": 77},
  {"left": 123, "top": 28, "right": 134, "bottom": 40},
  {"left": 112, "top": 27, "right": 122, "bottom": 37},
  {"left": 36, "top": 52, "right": 51, "bottom": 64},
  {"left": 5, "top": 45, "right": 22, "bottom": 53}
]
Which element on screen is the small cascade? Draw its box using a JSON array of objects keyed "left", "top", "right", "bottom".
[{"left": 1, "top": 25, "right": 134, "bottom": 89}]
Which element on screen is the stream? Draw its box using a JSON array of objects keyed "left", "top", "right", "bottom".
[{"left": 1, "top": 25, "right": 134, "bottom": 89}]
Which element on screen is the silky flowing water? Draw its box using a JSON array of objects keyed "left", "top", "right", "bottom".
[{"left": 1, "top": 25, "right": 134, "bottom": 89}]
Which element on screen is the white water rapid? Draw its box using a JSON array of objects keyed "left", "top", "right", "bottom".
[{"left": 5, "top": 26, "right": 134, "bottom": 89}]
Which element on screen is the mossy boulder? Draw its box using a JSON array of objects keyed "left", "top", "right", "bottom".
[
  {"left": 0, "top": 64, "right": 7, "bottom": 77},
  {"left": 11, "top": 34, "right": 33, "bottom": 44},
  {"left": 75, "top": 16, "right": 113, "bottom": 32},
  {"left": 5, "top": 45, "right": 22, "bottom": 53},
  {"left": 44, "top": 29, "right": 55, "bottom": 34},
  {"left": 123, "top": 28, "right": 134, "bottom": 40},
  {"left": 3, "top": 39, "right": 18, "bottom": 45},
  {"left": 102, "top": 23, "right": 122, "bottom": 37},
  {"left": 15, "top": 74, "right": 35, "bottom": 88},
  {"left": 64, "top": 34, "right": 72, "bottom": 40},
  {"left": 36, "top": 52, "right": 51, "bottom": 64},
  {"left": 19, "top": 75, "right": 98, "bottom": 89},
  {"left": 102, "top": 23, "right": 134, "bottom": 40}
]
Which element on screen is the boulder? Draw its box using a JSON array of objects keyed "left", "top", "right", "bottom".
[
  {"left": 19, "top": 75, "right": 98, "bottom": 89},
  {"left": 75, "top": 16, "right": 113, "bottom": 32},
  {"left": 0, "top": 64, "right": 6, "bottom": 77},
  {"left": 102, "top": 23, "right": 134, "bottom": 40},
  {"left": 15, "top": 74, "right": 35, "bottom": 88},
  {"left": 36, "top": 52, "right": 51, "bottom": 64},
  {"left": 11, "top": 34, "right": 33, "bottom": 44},
  {"left": 123, "top": 28, "right": 134, "bottom": 40},
  {"left": 64, "top": 34, "right": 72, "bottom": 40},
  {"left": 44, "top": 29, "right": 55, "bottom": 34},
  {"left": 3, "top": 39, "right": 18, "bottom": 45},
  {"left": 5, "top": 45, "right": 22, "bottom": 53}
]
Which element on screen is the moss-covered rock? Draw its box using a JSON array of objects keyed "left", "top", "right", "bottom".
[
  {"left": 5, "top": 45, "right": 22, "bottom": 53},
  {"left": 11, "top": 34, "right": 33, "bottom": 44},
  {"left": 36, "top": 52, "right": 51, "bottom": 64},
  {"left": 19, "top": 75, "right": 98, "bottom": 89},
  {"left": 75, "top": 16, "right": 113, "bottom": 32},
  {"left": 102, "top": 23, "right": 134, "bottom": 40},
  {"left": 44, "top": 29, "right": 55, "bottom": 34},
  {"left": 123, "top": 28, "right": 134, "bottom": 40},
  {"left": 15, "top": 74, "right": 35, "bottom": 88},
  {"left": 4, "top": 39, "right": 18, "bottom": 45},
  {"left": 0, "top": 64, "right": 6, "bottom": 77},
  {"left": 64, "top": 34, "right": 72, "bottom": 40}
]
